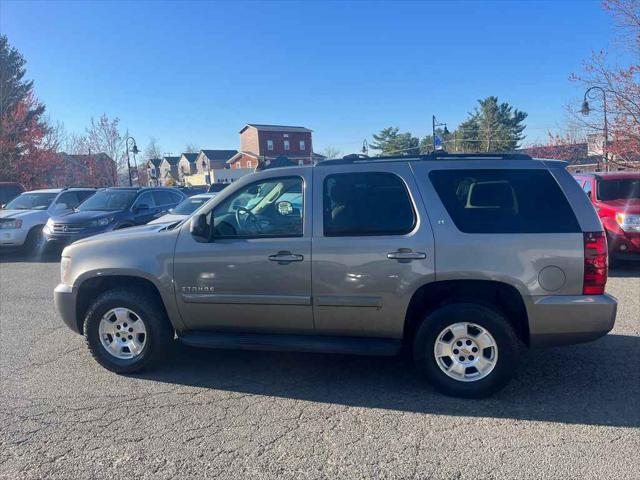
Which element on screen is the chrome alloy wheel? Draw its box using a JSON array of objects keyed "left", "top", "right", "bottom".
[
  {"left": 98, "top": 308, "right": 147, "bottom": 360},
  {"left": 434, "top": 322, "right": 498, "bottom": 382}
]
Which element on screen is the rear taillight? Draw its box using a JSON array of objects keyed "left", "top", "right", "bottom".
[{"left": 583, "top": 231, "right": 608, "bottom": 295}]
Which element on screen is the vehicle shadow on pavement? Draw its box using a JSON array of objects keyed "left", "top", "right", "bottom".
[
  {"left": 139, "top": 333, "right": 639, "bottom": 428},
  {"left": 0, "top": 250, "right": 61, "bottom": 264},
  {"left": 608, "top": 263, "right": 640, "bottom": 278}
]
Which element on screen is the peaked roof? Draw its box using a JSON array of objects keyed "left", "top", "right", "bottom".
[
  {"left": 199, "top": 149, "right": 238, "bottom": 161},
  {"left": 163, "top": 156, "right": 180, "bottom": 166},
  {"left": 148, "top": 158, "right": 163, "bottom": 167},
  {"left": 240, "top": 124, "right": 312, "bottom": 134},
  {"left": 180, "top": 152, "right": 199, "bottom": 163}
]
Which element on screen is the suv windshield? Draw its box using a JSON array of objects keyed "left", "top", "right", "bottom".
[
  {"left": 4, "top": 192, "right": 57, "bottom": 210},
  {"left": 78, "top": 190, "right": 138, "bottom": 211},
  {"left": 597, "top": 178, "right": 640, "bottom": 201},
  {"left": 173, "top": 196, "right": 213, "bottom": 215}
]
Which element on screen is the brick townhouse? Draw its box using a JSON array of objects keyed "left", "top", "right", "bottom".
[{"left": 227, "top": 124, "right": 315, "bottom": 169}]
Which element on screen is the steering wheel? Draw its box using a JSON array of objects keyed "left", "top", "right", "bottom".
[{"left": 235, "top": 207, "right": 261, "bottom": 233}]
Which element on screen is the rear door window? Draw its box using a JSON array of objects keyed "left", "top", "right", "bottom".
[
  {"left": 153, "top": 190, "right": 175, "bottom": 206},
  {"left": 429, "top": 169, "right": 580, "bottom": 233},
  {"left": 323, "top": 172, "right": 415, "bottom": 236}
]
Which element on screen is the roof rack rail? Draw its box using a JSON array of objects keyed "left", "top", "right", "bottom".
[
  {"left": 319, "top": 151, "right": 532, "bottom": 166},
  {"left": 425, "top": 151, "right": 533, "bottom": 161}
]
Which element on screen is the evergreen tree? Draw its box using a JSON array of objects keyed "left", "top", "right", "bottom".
[
  {"left": 371, "top": 127, "right": 420, "bottom": 156},
  {"left": 457, "top": 96, "right": 527, "bottom": 152}
]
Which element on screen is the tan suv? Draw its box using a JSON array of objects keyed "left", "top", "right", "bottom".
[{"left": 54, "top": 152, "right": 617, "bottom": 398}]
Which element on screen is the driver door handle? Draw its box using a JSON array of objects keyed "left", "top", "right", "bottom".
[
  {"left": 269, "top": 251, "right": 304, "bottom": 263},
  {"left": 387, "top": 249, "right": 427, "bottom": 261}
]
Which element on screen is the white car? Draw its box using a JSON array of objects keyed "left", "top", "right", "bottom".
[
  {"left": 0, "top": 188, "right": 95, "bottom": 254},
  {"left": 148, "top": 193, "right": 217, "bottom": 225}
]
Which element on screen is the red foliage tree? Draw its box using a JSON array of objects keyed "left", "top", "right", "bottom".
[
  {"left": 571, "top": 0, "right": 640, "bottom": 168},
  {"left": 0, "top": 35, "right": 63, "bottom": 189}
]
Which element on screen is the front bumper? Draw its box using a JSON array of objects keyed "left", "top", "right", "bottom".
[
  {"left": 526, "top": 294, "right": 617, "bottom": 348},
  {"left": 54, "top": 283, "right": 81, "bottom": 333},
  {"left": 608, "top": 230, "right": 640, "bottom": 260},
  {"left": 43, "top": 226, "right": 108, "bottom": 247},
  {"left": 0, "top": 228, "right": 29, "bottom": 247}
]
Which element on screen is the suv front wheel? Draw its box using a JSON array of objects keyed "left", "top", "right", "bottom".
[
  {"left": 83, "top": 288, "right": 174, "bottom": 373},
  {"left": 413, "top": 303, "right": 522, "bottom": 398}
]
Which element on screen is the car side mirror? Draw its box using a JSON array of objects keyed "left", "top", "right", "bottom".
[
  {"left": 54, "top": 203, "right": 68, "bottom": 211},
  {"left": 134, "top": 203, "right": 149, "bottom": 213},
  {"left": 190, "top": 213, "right": 211, "bottom": 242}
]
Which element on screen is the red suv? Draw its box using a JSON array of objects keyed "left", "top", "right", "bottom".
[{"left": 574, "top": 172, "right": 640, "bottom": 263}]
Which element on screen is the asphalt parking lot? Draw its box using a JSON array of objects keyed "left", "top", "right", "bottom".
[{"left": 0, "top": 253, "right": 638, "bottom": 480}]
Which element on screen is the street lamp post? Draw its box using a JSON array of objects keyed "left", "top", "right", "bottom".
[
  {"left": 432, "top": 115, "right": 450, "bottom": 152},
  {"left": 124, "top": 136, "right": 139, "bottom": 186},
  {"left": 581, "top": 86, "right": 609, "bottom": 172}
]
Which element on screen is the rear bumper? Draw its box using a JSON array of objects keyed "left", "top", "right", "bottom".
[
  {"left": 526, "top": 294, "right": 617, "bottom": 348},
  {"left": 54, "top": 283, "right": 81, "bottom": 334}
]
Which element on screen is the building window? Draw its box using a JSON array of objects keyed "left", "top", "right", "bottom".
[
  {"left": 283, "top": 134, "right": 289, "bottom": 138},
  {"left": 300, "top": 140, "right": 305, "bottom": 151},
  {"left": 298, "top": 160, "right": 304, "bottom": 165},
  {"left": 284, "top": 140, "right": 290, "bottom": 151},
  {"left": 246, "top": 160, "right": 252, "bottom": 168},
  {"left": 267, "top": 140, "right": 274, "bottom": 151}
]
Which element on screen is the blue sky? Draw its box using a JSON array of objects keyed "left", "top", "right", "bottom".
[{"left": 0, "top": 0, "right": 620, "bottom": 156}]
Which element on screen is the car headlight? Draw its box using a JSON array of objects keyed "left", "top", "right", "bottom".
[
  {"left": 0, "top": 219, "right": 23, "bottom": 229},
  {"left": 60, "top": 256, "right": 72, "bottom": 285},
  {"left": 615, "top": 213, "right": 640, "bottom": 232},
  {"left": 90, "top": 216, "right": 114, "bottom": 227}
]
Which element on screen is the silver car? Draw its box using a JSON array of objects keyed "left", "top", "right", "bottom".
[
  {"left": 54, "top": 153, "right": 616, "bottom": 398},
  {"left": 0, "top": 188, "right": 95, "bottom": 254}
]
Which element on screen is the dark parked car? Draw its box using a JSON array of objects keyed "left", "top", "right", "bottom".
[
  {"left": 43, "top": 187, "right": 185, "bottom": 248},
  {"left": 175, "top": 186, "right": 208, "bottom": 197},
  {"left": 0, "top": 182, "right": 25, "bottom": 207},
  {"left": 207, "top": 183, "right": 230, "bottom": 194}
]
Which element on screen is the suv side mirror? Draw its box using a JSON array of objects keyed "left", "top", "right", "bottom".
[
  {"left": 54, "top": 203, "right": 68, "bottom": 211},
  {"left": 134, "top": 203, "right": 149, "bottom": 213},
  {"left": 190, "top": 213, "right": 211, "bottom": 242}
]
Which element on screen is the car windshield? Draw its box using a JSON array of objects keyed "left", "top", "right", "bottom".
[
  {"left": 78, "top": 190, "right": 138, "bottom": 211},
  {"left": 173, "top": 196, "right": 214, "bottom": 215},
  {"left": 597, "top": 179, "right": 640, "bottom": 201},
  {"left": 4, "top": 192, "right": 57, "bottom": 210}
]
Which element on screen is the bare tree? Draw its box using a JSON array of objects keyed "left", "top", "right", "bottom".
[
  {"left": 322, "top": 146, "right": 342, "bottom": 159},
  {"left": 144, "top": 137, "right": 163, "bottom": 160},
  {"left": 85, "top": 114, "right": 126, "bottom": 184},
  {"left": 184, "top": 142, "right": 200, "bottom": 153}
]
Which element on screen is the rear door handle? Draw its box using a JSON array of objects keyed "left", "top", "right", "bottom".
[
  {"left": 387, "top": 249, "right": 427, "bottom": 261},
  {"left": 269, "top": 251, "right": 304, "bottom": 263}
]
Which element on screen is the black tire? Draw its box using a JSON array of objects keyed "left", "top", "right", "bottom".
[
  {"left": 22, "top": 226, "right": 44, "bottom": 256},
  {"left": 606, "top": 232, "right": 620, "bottom": 269},
  {"left": 413, "top": 302, "right": 522, "bottom": 398},
  {"left": 83, "top": 287, "right": 174, "bottom": 374}
]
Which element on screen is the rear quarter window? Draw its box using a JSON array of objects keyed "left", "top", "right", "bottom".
[{"left": 429, "top": 169, "right": 580, "bottom": 234}]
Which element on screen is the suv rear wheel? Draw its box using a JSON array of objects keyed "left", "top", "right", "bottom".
[
  {"left": 413, "top": 302, "right": 522, "bottom": 398},
  {"left": 83, "top": 288, "right": 174, "bottom": 373}
]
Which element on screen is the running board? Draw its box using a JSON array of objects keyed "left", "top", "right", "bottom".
[{"left": 178, "top": 331, "right": 401, "bottom": 356}]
